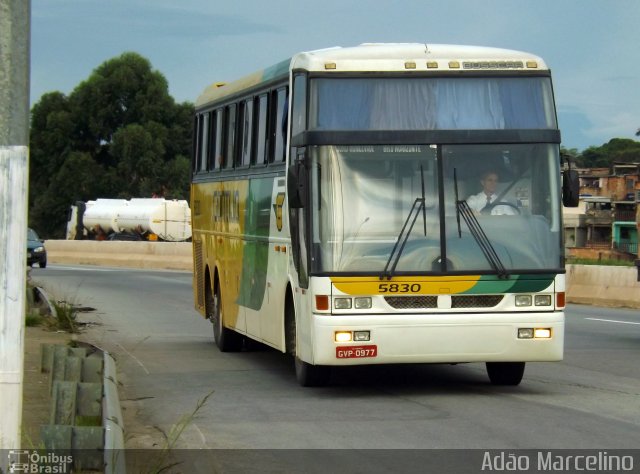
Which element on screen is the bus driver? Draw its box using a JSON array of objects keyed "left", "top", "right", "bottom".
[{"left": 466, "top": 170, "right": 517, "bottom": 215}]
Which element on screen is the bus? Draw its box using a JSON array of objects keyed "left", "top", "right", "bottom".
[{"left": 190, "top": 43, "right": 579, "bottom": 387}]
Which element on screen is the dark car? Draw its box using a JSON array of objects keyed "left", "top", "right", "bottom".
[{"left": 27, "top": 228, "right": 47, "bottom": 268}]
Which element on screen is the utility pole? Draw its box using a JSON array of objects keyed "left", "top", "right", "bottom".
[{"left": 0, "top": 0, "right": 31, "bottom": 457}]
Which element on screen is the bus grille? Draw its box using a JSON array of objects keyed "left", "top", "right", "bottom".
[
  {"left": 451, "top": 295, "right": 503, "bottom": 308},
  {"left": 384, "top": 296, "right": 438, "bottom": 309},
  {"left": 384, "top": 295, "right": 503, "bottom": 309}
]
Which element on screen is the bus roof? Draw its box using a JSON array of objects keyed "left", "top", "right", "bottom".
[{"left": 195, "top": 43, "right": 548, "bottom": 108}]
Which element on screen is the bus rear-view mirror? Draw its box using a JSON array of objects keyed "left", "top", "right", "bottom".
[
  {"left": 287, "top": 162, "right": 308, "bottom": 209},
  {"left": 562, "top": 169, "right": 579, "bottom": 207}
]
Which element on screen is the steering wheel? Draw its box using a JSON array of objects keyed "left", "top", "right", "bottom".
[{"left": 481, "top": 202, "right": 521, "bottom": 215}]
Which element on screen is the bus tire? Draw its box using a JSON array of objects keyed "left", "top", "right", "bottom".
[
  {"left": 286, "top": 293, "right": 331, "bottom": 386},
  {"left": 285, "top": 290, "right": 296, "bottom": 356},
  {"left": 295, "top": 357, "right": 331, "bottom": 387},
  {"left": 486, "top": 362, "right": 525, "bottom": 385},
  {"left": 207, "top": 281, "right": 243, "bottom": 352}
]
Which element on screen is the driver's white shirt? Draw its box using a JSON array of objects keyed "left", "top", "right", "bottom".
[{"left": 466, "top": 191, "right": 516, "bottom": 215}]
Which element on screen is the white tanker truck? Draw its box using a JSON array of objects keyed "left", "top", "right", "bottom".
[{"left": 66, "top": 198, "right": 192, "bottom": 242}]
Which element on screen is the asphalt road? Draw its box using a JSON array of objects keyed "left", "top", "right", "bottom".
[{"left": 30, "top": 265, "right": 640, "bottom": 471}]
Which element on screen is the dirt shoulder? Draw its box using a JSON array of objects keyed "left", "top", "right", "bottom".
[{"left": 21, "top": 326, "right": 72, "bottom": 447}]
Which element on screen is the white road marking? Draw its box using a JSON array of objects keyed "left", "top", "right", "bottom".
[
  {"left": 193, "top": 423, "right": 208, "bottom": 446},
  {"left": 586, "top": 318, "right": 640, "bottom": 326},
  {"left": 115, "top": 342, "right": 150, "bottom": 375},
  {"left": 37, "top": 265, "right": 119, "bottom": 272}
]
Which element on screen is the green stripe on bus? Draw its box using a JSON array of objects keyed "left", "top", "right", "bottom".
[
  {"left": 462, "top": 274, "right": 555, "bottom": 294},
  {"left": 237, "top": 178, "right": 273, "bottom": 310}
]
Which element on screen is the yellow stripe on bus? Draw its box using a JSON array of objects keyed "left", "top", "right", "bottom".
[{"left": 330, "top": 275, "right": 481, "bottom": 295}]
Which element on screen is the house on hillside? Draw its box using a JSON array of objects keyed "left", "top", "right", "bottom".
[{"left": 564, "top": 163, "right": 640, "bottom": 260}]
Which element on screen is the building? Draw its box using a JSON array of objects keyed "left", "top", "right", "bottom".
[{"left": 564, "top": 163, "right": 640, "bottom": 260}]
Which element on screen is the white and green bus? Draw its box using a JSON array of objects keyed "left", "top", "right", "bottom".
[{"left": 191, "top": 43, "right": 579, "bottom": 386}]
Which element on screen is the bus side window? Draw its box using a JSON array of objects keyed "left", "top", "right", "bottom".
[
  {"left": 241, "top": 99, "right": 253, "bottom": 167},
  {"left": 292, "top": 74, "right": 306, "bottom": 138},
  {"left": 270, "top": 87, "right": 288, "bottom": 163},
  {"left": 199, "top": 112, "right": 209, "bottom": 172},
  {"left": 225, "top": 104, "right": 237, "bottom": 169},
  {"left": 207, "top": 110, "right": 216, "bottom": 171},
  {"left": 235, "top": 102, "right": 245, "bottom": 168},
  {"left": 213, "top": 109, "right": 223, "bottom": 170},
  {"left": 192, "top": 115, "right": 200, "bottom": 174},
  {"left": 253, "top": 94, "right": 268, "bottom": 166}
]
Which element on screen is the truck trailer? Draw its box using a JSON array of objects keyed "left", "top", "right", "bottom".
[{"left": 66, "top": 198, "right": 192, "bottom": 242}]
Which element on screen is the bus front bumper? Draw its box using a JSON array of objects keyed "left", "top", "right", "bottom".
[{"left": 311, "top": 311, "right": 564, "bottom": 366}]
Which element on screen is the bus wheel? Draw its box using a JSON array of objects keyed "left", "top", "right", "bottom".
[
  {"left": 486, "top": 362, "right": 525, "bottom": 385},
  {"left": 295, "top": 357, "right": 331, "bottom": 387},
  {"left": 207, "top": 283, "right": 243, "bottom": 352},
  {"left": 286, "top": 295, "right": 330, "bottom": 386}
]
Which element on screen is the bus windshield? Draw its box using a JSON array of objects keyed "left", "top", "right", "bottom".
[
  {"left": 309, "top": 144, "right": 562, "bottom": 274},
  {"left": 309, "top": 76, "right": 556, "bottom": 130}
]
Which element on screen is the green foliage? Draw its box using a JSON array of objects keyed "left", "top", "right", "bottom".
[
  {"left": 25, "top": 312, "right": 44, "bottom": 327},
  {"left": 566, "top": 257, "right": 634, "bottom": 266},
  {"left": 24, "top": 283, "right": 79, "bottom": 331},
  {"left": 570, "top": 138, "right": 640, "bottom": 168},
  {"left": 50, "top": 300, "right": 78, "bottom": 333},
  {"left": 29, "top": 52, "right": 194, "bottom": 238},
  {"left": 142, "top": 390, "right": 215, "bottom": 474}
]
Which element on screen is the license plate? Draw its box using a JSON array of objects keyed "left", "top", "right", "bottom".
[{"left": 336, "top": 345, "right": 378, "bottom": 359}]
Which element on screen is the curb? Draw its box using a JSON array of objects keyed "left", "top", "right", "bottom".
[
  {"left": 33, "top": 286, "right": 58, "bottom": 319},
  {"left": 34, "top": 286, "right": 126, "bottom": 474},
  {"left": 103, "top": 351, "right": 126, "bottom": 474},
  {"left": 39, "top": 345, "right": 126, "bottom": 473}
]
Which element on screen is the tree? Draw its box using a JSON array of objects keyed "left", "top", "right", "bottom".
[
  {"left": 29, "top": 52, "right": 194, "bottom": 238},
  {"left": 574, "top": 138, "right": 640, "bottom": 168},
  {"left": 29, "top": 92, "right": 74, "bottom": 208}
]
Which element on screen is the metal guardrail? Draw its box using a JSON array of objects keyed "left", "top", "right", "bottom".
[
  {"left": 585, "top": 240, "right": 611, "bottom": 249},
  {"left": 614, "top": 242, "right": 638, "bottom": 255},
  {"left": 614, "top": 210, "right": 637, "bottom": 222}
]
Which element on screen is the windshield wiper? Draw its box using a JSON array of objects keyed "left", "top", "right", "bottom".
[
  {"left": 454, "top": 168, "right": 509, "bottom": 279},
  {"left": 381, "top": 166, "right": 427, "bottom": 280}
]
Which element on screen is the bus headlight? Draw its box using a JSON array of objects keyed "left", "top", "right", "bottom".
[
  {"left": 518, "top": 328, "right": 552, "bottom": 339},
  {"left": 335, "top": 331, "right": 352, "bottom": 342},
  {"left": 534, "top": 328, "right": 552, "bottom": 338},
  {"left": 518, "top": 328, "right": 534, "bottom": 339},
  {"left": 354, "top": 297, "right": 372, "bottom": 309},
  {"left": 534, "top": 295, "right": 552, "bottom": 306},
  {"left": 353, "top": 330, "right": 370, "bottom": 341},
  {"left": 515, "top": 295, "right": 532, "bottom": 307},
  {"left": 334, "top": 298, "right": 352, "bottom": 309}
]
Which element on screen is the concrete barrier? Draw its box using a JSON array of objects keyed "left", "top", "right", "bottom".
[
  {"left": 45, "top": 240, "right": 192, "bottom": 271},
  {"left": 40, "top": 344, "right": 106, "bottom": 470},
  {"left": 566, "top": 264, "right": 640, "bottom": 309},
  {"left": 43, "top": 241, "right": 640, "bottom": 309}
]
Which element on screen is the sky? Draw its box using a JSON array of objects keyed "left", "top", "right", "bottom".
[{"left": 31, "top": 0, "right": 640, "bottom": 152}]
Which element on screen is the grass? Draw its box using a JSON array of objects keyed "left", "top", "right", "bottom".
[
  {"left": 25, "top": 282, "right": 81, "bottom": 333},
  {"left": 141, "top": 390, "right": 215, "bottom": 474},
  {"left": 50, "top": 300, "right": 79, "bottom": 333},
  {"left": 25, "top": 310, "right": 44, "bottom": 327},
  {"left": 567, "top": 257, "right": 635, "bottom": 266}
]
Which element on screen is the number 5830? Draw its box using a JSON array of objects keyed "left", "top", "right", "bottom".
[{"left": 378, "top": 283, "right": 421, "bottom": 293}]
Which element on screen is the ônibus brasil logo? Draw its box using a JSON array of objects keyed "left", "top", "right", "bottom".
[{"left": 8, "top": 450, "right": 73, "bottom": 473}]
